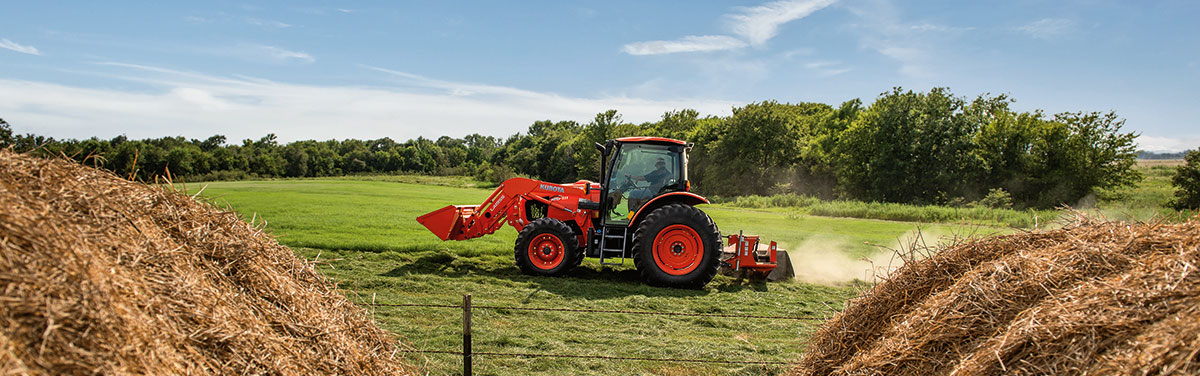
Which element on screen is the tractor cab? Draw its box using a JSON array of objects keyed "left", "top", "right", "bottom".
[
  {"left": 599, "top": 138, "right": 690, "bottom": 225},
  {"left": 584, "top": 137, "right": 714, "bottom": 276}
]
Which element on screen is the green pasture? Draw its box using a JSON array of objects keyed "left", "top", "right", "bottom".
[
  {"left": 185, "top": 177, "right": 1010, "bottom": 375},
  {"left": 1096, "top": 161, "right": 1189, "bottom": 221}
]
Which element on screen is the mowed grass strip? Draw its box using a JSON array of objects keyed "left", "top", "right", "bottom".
[{"left": 186, "top": 178, "right": 1008, "bottom": 375}]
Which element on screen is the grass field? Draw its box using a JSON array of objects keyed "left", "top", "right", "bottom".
[
  {"left": 1096, "top": 160, "right": 1191, "bottom": 221},
  {"left": 184, "top": 177, "right": 1008, "bottom": 375},
  {"left": 721, "top": 193, "right": 1058, "bottom": 228}
]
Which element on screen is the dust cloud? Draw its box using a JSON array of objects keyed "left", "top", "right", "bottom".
[{"left": 781, "top": 229, "right": 951, "bottom": 285}]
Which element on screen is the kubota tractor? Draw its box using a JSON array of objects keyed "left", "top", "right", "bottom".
[{"left": 417, "top": 137, "right": 778, "bottom": 288}]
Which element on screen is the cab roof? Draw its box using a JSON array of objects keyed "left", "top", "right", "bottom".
[{"left": 613, "top": 137, "right": 687, "bottom": 145}]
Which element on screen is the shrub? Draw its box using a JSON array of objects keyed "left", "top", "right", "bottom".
[
  {"left": 1170, "top": 149, "right": 1200, "bottom": 210},
  {"left": 975, "top": 188, "right": 1014, "bottom": 209},
  {"left": 189, "top": 169, "right": 259, "bottom": 182}
]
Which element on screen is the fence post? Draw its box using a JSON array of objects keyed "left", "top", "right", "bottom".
[{"left": 463, "top": 294, "right": 472, "bottom": 376}]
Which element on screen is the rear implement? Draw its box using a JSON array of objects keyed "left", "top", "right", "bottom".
[{"left": 721, "top": 232, "right": 794, "bottom": 281}]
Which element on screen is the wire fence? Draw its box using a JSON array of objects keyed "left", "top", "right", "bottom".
[
  {"left": 369, "top": 302, "right": 828, "bottom": 321},
  {"left": 366, "top": 295, "right": 833, "bottom": 375}
]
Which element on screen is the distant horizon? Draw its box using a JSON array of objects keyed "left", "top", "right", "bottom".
[
  {"left": 8, "top": 109, "right": 1193, "bottom": 155},
  {"left": 3, "top": 1, "right": 1197, "bottom": 152}
]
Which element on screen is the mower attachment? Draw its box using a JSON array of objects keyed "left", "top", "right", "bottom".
[{"left": 721, "top": 231, "right": 794, "bottom": 281}]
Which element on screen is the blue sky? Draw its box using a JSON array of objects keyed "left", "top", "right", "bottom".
[{"left": 1, "top": 0, "right": 1197, "bottom": 151}]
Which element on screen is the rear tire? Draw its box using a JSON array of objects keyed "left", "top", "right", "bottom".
[
  {"left": 515, "top": 218, "right": 581, "bottom": 276},
  {"left": 632, "top": 204, "right": 721, "bottom": 288}
]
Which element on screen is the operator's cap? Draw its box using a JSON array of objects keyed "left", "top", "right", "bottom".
[{"left": 655, "top": 158, "right": 666, "bottom": 166}]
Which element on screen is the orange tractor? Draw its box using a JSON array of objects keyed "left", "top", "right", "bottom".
[{"left": 418, "top": 137, "right": 780, "bottom": 288}]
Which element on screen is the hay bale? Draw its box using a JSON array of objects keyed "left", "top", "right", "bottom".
[
  {"left": 0, "top": 151, "right": 414, "bottom": 375},
  {"left": 791, "top": 215, "right": 1200, "bottom": 376}
]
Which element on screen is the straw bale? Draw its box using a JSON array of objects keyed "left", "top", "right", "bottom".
[
  {"left": 792, "top": 215, "right": 1200, "bottom": 376},
  {"left": 0, "top": 151, "right": 414, "bottom": 375}
]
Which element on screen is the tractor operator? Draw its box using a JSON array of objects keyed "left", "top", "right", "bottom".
[
  {"left": 625, "top": 157, "right": 671, "bottom": 197},
  {"left": 607, "top": 157, "right": 672, "bottom": 217}
]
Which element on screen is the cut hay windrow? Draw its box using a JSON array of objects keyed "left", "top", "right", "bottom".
[
  {"left": 0, "top": 151, "right": 414, "bottom": 375},
  {"left": 791, "top": 214, "right": 1200, "bottom": 375}
]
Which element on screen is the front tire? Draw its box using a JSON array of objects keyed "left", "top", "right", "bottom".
[
  {"left": 633, "top": 204, "right": 722, "bottom": 288},
  {"left": 515, "top": 218, "right": 581, "bottom": 276}
]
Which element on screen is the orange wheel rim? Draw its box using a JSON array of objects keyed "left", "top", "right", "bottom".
[
  {"left": 652, "top": 224, "right": 702, "bottom": 276},
  {"left": 527, "top": 234, "right": 565, "bottom": 270}
]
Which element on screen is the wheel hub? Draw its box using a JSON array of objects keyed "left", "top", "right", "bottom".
[
  {"left": 652, "top": 224, "right": 703, "bottom": 276},
  {"left": 528, "top": 233, "right": 565, "bottom": 270}
]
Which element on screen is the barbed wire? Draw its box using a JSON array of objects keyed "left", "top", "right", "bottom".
[
  {"left": 368, "top": 302, "right": 462, "bottom": 309},
  {"left": 366, "top": 302, "right": 831, "bottom": 321},
  {"left": 400, "top": 349, "right": 790, "bottom": 365}
]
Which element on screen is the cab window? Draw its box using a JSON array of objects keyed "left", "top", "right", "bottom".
[{"left": 605, "top": 144, "right": 681, "bottom": 224}]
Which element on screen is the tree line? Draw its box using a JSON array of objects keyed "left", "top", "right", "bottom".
[{"left": 0, "top": 87, "right": 1142, "bottom": 209}]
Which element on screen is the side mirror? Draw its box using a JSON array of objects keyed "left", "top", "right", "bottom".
[{"left": 594, "top": 142, "right": 605, "bottom": 153}]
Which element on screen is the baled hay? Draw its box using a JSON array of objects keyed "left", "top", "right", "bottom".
[
  {"left": 792, "top": 214, "right": 1200, "bottom": 376},
  {"left": 0, "top": 150, "right": 414, "bottom": 375}
]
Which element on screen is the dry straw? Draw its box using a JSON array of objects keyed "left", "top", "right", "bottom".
[
  {"left": 0, "top": 151, "right": 415, "bottom": 375},
  {"left": 791, "top": 212, "right": 1200, "bottom": 375}
]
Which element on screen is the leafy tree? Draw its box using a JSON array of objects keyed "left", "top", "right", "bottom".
[
  {"left": 0, "top": 118, "right": 12, "bottom": 147},
  {"left": 504, "top": 120, "right": 580, "bottom": 182},
  {"left": 1022, "top": 111, "right": 1140, "bottom": 207},
  {"left": 971, "top": 107, "right": 1038, "bottom": 200},
  {"left": 165, "top": 147, "right": 197, "bottom": 176},
  {"left": 696, "top": 101, "right": 834, "bottom": 196},
  {"left": 283, "top": 144, "right": 310, "bottom": 177},
  {"left": 650, "top": 109, "right": 701, "bottom": 141},
  {"left": 835, "top": 88, "right": 977, "bottom": 204},
  {"left": 571, "top": 110, "right": 624, "bottom": 181},
  {"left": 1170, "top": 149, "right": 1200, "bottom": 210},
  {"left": 196, "top": 135, "right": 226, "bottom": 151}
]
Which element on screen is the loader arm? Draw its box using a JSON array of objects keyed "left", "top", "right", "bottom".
[{"left": 417, "top": 177, "right": 587, "bottom": 241}]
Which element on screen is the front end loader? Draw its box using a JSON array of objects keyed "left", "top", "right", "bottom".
[{"left": 417, "top": 137, "right": 788, "bottom": 288}]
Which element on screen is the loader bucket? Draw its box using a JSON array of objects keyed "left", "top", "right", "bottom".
[{"left": 417, "top": 205, "right": 478, "bottom": 241}]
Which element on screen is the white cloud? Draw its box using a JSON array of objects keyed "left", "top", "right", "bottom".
[
  {"left": 1137, "top": 135, "right": 1200, "bottom": 153},
  {"left": 878, "top": 46, "right": 929, "bottom": 77},
  {"left": 725, "top": 0, "right": 838, "bottom": 46},
  {"left": 190, "top": 44, "right": 315, "bottom": 64},
  {"left": 0, "top": 64, "right": 739, "bottom": 143},
  {"left": 804, "top": 61, "right": 851, "bottom": 76},
  {"left": 622, "top": 0, "right": 836, "bottom": 56},
  {"left": 259, "top": 45, "right": 314, "bottom": 63},
  {"left": 0, "top": 38, "right": 41, "bottom": 55},
  {"left": 170, "top": 87, "right": 232, "bottom": 110},
  {"left": 246, "top": 18, "right": 292, "bottom": 29},
  {"left": 622, "top": 35, "right": 748, "bottom": 55},
  {"left": 782, "top": 48, "right": 817, "bottom": 59},
  {"left": 843, "top": 0, "right": 955, "bottom": 78},
  {"left": 1018, "top": 18, "right": 1075, "bottom": 39},
  {"left": 908, "top": 22, "right": 973, "bottom": 33}
]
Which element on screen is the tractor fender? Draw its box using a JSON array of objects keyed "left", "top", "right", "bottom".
[{"left": 628, "top": 192, "right": 710, "bottom": 227}]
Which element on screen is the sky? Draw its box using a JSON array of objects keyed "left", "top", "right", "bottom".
[{"left": 1, "top": 0, "right": 1197, "bottom": 151}]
